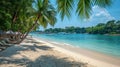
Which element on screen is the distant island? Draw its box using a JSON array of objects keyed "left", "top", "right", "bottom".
[{"left": 41, "top": 20, "right": 120, "bottom": 35}]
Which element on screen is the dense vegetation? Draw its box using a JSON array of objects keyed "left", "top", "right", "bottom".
[
  {"left": 44, "top": 20, "right": 120, "bottom": 34},
  {"left": 0, "top": 0, "right": 112, "bottom": 44},
  {"left": 0, "top": 0, "right": 57, "bottom": 43}
]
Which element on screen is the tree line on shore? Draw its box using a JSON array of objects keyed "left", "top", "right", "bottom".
[{"left": 44, "top": 20, "right": 120, "bottom": 34}]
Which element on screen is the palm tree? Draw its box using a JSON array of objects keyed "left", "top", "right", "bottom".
[{"left": 18, "top": 0, "right": 57, "bottom": 43}]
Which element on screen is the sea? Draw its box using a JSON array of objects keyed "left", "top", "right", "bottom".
[{"left": 30, "top": 32, "right": 120, "bottom": 58}]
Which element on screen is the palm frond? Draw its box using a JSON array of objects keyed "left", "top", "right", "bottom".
[
  {"left": 93, "top": 0, "right": 112, "bottom": 7},
  {"left": 57, "top": 0, "right": 73, "bottom": 20},
  {"left": 34, "top": 0, "right": 57, "bottom": 28},
  {"left": 43, "top": 0, "right": 49, "bottom": 7},
  {"left": 39, "top": 16, "right": 48, "bottom": 28},
  {"left": 76, "top": 0, "right": 92, "bottom": 19}
]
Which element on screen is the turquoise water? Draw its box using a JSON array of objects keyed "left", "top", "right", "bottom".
[{"left": 30, "top": 32, "right": 120, "bottom": 58}]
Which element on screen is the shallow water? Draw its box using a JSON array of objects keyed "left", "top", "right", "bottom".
[{"left": 30, "top": 33, "right": 120, "bottom": 58}]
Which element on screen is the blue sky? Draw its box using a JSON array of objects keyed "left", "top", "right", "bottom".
[{"left": 40, "top": 0, "right": 120, "bottom": 30}]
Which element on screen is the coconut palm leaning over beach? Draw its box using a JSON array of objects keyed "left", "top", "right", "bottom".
[{"left": 18, "top": 0, "right": 57, "bottom": 43}]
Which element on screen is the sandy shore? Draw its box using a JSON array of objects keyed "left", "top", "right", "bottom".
[
  {"left": 33, "top": 37, "right": 120, "bottom": 67},
  {"left": 0, "top": 37, "right": 120, "bottom": 67},
  {"left": 0, "top": 37, "right": 93, "bottom": 67}
]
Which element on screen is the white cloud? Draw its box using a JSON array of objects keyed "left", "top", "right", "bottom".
[
  {"left": 84, "top": 6, "right": 115, "bottom": 25},
  {"left": 91, "top": 6, "right": 115, "bottom": 21}
]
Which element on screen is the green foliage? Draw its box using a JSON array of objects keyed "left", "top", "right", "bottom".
[
  {"left": 94, "top": 0, "right": 112, "bottom": 7},
  {"left": 0, "top": 0, "right": 34, "bottom": 33},
  {"left": 76, "top": 0, "right": 91, "bottom": 18},
  {"left": 44, "top": 20, "right": 120, "bottom": 34},
  {"left": 35, "top": 0, "right": 57, "bottom": 28},
  {"left": 57, "top": 0, "right": 73, "bottom": 20},
  {"left": 0, "top": 0, "right": 57, "bottom": 33},
  {"left": 57, "top": 0, "right": 112, "bottom": 20}
]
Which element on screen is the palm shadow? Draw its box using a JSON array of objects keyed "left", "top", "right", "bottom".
[
  {"left": 0, "top": 40, "right": 87, "bottom": 67},
  {"left": 0, "top": 44, "right": 53, "bottom": 57},
  {"left": 22, "top": 44, "right": 53, "bottom": 51},
  {"left": 24, "top": 40, "right": 43, "bottom": 44},
  {"left": 27, "top": 55, "right": 87, "bottom": 67},
  {"left": 0, "top": 44, "right": 54, "bottom": 66},
  {"left": 0, "top": 56, "right": 32, "bottom": 66},
  {"left": 0, "top": 55, "right": 87, "bottom": 67}
]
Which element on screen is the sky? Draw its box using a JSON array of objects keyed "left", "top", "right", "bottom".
[{"left": 39, "top": 0, "right": 120, "bottom": 30}]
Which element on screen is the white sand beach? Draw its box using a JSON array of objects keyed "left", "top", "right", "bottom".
[{"left": 0, "top": 37, "right": 120, "bottom": 67}]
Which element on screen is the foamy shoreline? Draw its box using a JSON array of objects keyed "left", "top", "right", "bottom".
[{"left": 33, "top": 37, "right": 120, "bottom": 67}]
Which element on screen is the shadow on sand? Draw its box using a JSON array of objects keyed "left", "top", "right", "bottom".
[
  {"left": 27, "top": 55, "right": 87, "bottom": 67},
  {"left": 0, "top": 42, "right": 87, "bottom": 67},
  {"left": 0, "top": 44, "right": 52, "bottom": 57},
  {"left": 0, "top": 55, "right": 87, "bottom": 67}
]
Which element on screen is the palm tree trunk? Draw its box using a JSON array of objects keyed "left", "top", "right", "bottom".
[
  {"left": 12, "top": 11, "right": 18, "bottom": 23},
  {"left": 17, "top": 14, "right": 40, "bottom": 44}
]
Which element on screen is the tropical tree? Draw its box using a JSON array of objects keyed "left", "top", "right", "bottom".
[
  {"left": 116, "top": 21, "right": 120, "bottom": 33},
  {"left": 105, "top": 20, "right": 115, "bottom": 33},
  {"left": 18, "top": 0, "right": 57, "bottom": 43}
]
